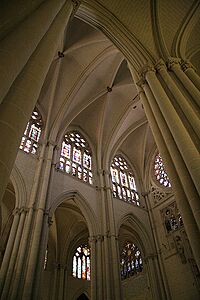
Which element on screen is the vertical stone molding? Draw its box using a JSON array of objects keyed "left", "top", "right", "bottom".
[
  {"left": 0, "top": 210, "right": 20, "bottom": 294},
  {"left": 140, "top": 62, "right": 200, "bottom": 198},
  {"left": 0, "top": 0, "right": 74, "bottom": 207},
  {"left": 155, "top": 59, "right": 200, "bottom": 140},
  {"left": 0, "top": 0, "right": 66, "bottom": 103},
  {"left": 129, "top": 64, "right": 200, "bottom": 271},
  {"left": 181, "top": 60, "right": 200, "bottom": 92},
  {"left": 167, "top": 57, "right": 200, "bottom": 108}
]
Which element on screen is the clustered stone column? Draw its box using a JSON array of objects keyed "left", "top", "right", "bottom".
[
  {"left": 97, "top": 169, "right": 122, "bottom": 300},
  {"left": 0, "top": 1, "right": 80, "bottom": 299},
  {"left": 129, "top": 57, "right": 200, "bottom": 270}
]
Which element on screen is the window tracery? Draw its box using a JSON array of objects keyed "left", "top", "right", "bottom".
[
  {"left": 19, "top": 108, "right": 42, "bottom": 154},
  {"left": 72, "top": 244, "right": 90, "bottom": 280},
  {"left": 120, "top": 241, "right": 143, "bottom": 280},
  {"left": 110, "top": 155, "right": 140, "bottom": 205},
  {"left": 154, "top": 153, "right": 171, "bottom": 187},
  {"left": 59, "top": 131, "right": 93, "bottom": 185}
]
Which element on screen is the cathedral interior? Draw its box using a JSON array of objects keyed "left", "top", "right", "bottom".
[{"left": 0, "top": 1, "right": 200, "bottom": 299}]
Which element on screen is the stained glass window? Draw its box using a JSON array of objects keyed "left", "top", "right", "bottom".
[
  {"left": 19, "top": 107, "right": 42, "bottom": 155},
  {"left": 59, "top": 131, "right": 93, "bottom": 185},
  {"left": 72, "top": 244, "right": 91, "bottom": 280},
  {"left": 154, "top": 153, "right": 171, "bottom": 187},
  {"left": 120, "top": 241, "right": 143, "bottom": 280},
  {"left": 110, "top": 155, "right": 140, "bottom": 205}
]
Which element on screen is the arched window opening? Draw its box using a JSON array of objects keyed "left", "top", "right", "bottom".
[
  {"left": 120, "top": 241, "right": 143, "bottom": 280},
  {"left": 59, "top": 131, "right": 93, "bottom": 185},
  {"left": 154, "top": 153, "right": 171, "bottom": 187},
  {"left": 110, "top": 155, "right": 140, "bottom": 205},
  {"left": 19, "top": 107, "right": 43, "bottom": 154},
  {"left": 72, "top": 244, "right": 91, "bottom": 280}
]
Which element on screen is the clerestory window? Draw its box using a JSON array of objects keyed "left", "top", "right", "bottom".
[
  {"left": 120, "top": 241, "right": 143, "bottom": 280},
  {"left": 59, "top": 131, "right": 93, "bottom": 184},
  {"left": 72, "top": 244, "right": 91, "bottom": 280},
  {"left": 110, "top": 155, "right": 140, "bottom": 205},
  {"left": 19, "top": 107, "right": 43, "bottom": 155},
  {"left": 154, "top": 153, "right": 171, "bottom": 187}
]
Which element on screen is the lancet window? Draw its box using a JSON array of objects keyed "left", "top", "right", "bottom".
[
  {"left": 110, "top": 155, "right": 140, "bottom": 205},
  {"left": 154, "top": 153, "right": 171, "bottom": 187},
  {"left": 72, "top": 244, "right": 91, "bottom": 280},
  {"left": 120, "top": 241, "right": 143, "bottom": 280},
  {"left": 19, "top": 107, "right": 43, "bottom": 154},
  {"left": 59, "top": 131, "right": 93, "bottom": 185}
]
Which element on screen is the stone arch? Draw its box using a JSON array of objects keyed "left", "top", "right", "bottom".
[
  {"left": 49, "top": 190, "right": 99, "bottom": 240},
  {"left": 77, "top": 1, "right": 156, "bottom": 69},
  {"left": 117, "top": 212, "right": 155, "bottom": 256}
]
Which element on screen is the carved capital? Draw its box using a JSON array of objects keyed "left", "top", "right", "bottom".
[
  {"left": 139, "top": 64, "right": 155, "bottom": 79},
  {"left": 167, "top": 57, "right": 181, "bottom": 70},
  {"left": 88, "top": 236, "right": 97, "bottom": 243},
  {"left": 72, "top": 0, "right": 81, "bottom": 12},
  {"left": 181, "top": 60, "right": 196, "bottom": 72},
  {"left": 12, "top": 208, "right": 20, "bottom": 215},
  {"left": 155, "top": 59, "right": 167, "bottom": 72},
  {"left": 97, "top": 234, "right": 104, "bottom": 242},
  {"left": 136, "top": 77, "right": 146, "bottom": 88}
]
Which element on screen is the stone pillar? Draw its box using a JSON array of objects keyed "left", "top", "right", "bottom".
[
  {"left": 155, "top": 59, "right": 200, "bottom": 141},
  {"left": 1, "top": 208, "right": 26, "bottom": 300},
  {"left": 0, "top": 0, "right": 66, "bottom": 102},
  {"left": 0, "top": 208, "right": 20, "bottom": 294},
  {"left": 21, "top": 142, "right": 55, "bottom": 300},
  {"left": 97, "top": 169, "right": 122, "bottom": 300},
  {"left": 57, "top": 264, "right": 66, "bottom": 300},
  {"left": 96, "top": 235, "right": 103, "bottom": 300},
  {"left": 142, "top": 64, "right": 200, "bottom": 197},
  {"left": 144, "top": 254, "right": 165, "bottom": 300},
  {"left": 167, "top": 57, "right": 200, "bottom": 108},
  {"left": 104, "top": 171, "right": 122, "bottom": 300},
  {"left": 129, "top": 64, "right": 200, "bottom": 270},
  {"left": 98, "top": 170, "right": 112, "bottom": 300},
  {"left": 0, "top": 0, "right": 76, "bottom": 207},
  {"left": 181, "top": 61, "right": 200, "bottom": 92},
  {"left": 89, "top": 236, "right": 97, "bottom": 300}
]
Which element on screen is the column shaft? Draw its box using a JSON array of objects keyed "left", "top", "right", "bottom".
[
  {"left": 155, "top": 60, "right": 200, "bottom": 140},
  {"left": 168, "top": 59, "right": 200, "bottom": 108},
  {"left": 141, "top": 82, "right": 200, "bottom": 269},
  {"left": 182, "top": 66, "right": 200, "bottom": 91},
  {"left": 145, "top": 69, "right": 200, "bottom": 196},
  {"left": 0, "top": 211, "right": 20, "bottom": 294},
  {"left": 1, "top": 210, "right": 26, "bottom": 300},
  {"left": 0, "top": 0, "right": 73, "bottom": 206},
  {"left": 0, "top": 0, "right": 66, "bottom": 103}
]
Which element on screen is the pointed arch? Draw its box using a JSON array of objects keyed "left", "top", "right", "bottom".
[{"left": 49, "top": 190, "right": 99, "bottom": 237}]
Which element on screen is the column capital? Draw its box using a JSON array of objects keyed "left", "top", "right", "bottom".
[
  {"left": 72, "top": 0, "right": 81, "bottom": 12},
  {"left": 181, "top": 60, "right": 196, "bottom": 72},
  {"left": 167, "top": 57, "right": 181, "bottom": 70},
  {"left": 139, "top": 64, "right": 155, "bottom": 79},
  {"left": 88, "top": 236, "right": 97, "bottom": 243},
  {"left": 155, "top": 59, "right": 167, "bottom": 72},
  {"left": 97, "top": 234, "right": 104, "bottom": 242},
  {"left": 12, "top": 207, "right": 20, "bottom": 215},
  {"left": 136, "top": 77, "right": 146, "bottom": 88}
]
